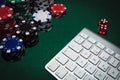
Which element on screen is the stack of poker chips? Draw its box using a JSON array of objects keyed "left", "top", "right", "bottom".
[
  {"left": 30, "top": 0, "right": 53, "bottom": 32},
  {"left": 6, "top": 0, "right": 32, "bottom": 21},
  {"left": 0, "top": 0, "right": 67, "bottom": 62},
  {"left": 0, "top": 5, "right": 16, "bottom": 40},
  {"left": 15, "top": 20, "right": 39, "bottom": 48},
  {"left": 98, "top": 18, "right": 108, "bottom": 35},
  {"left": 0, "top": 35, "right": 25, "bottom": 62},
  {"left": 32, "top": 10, "right": 52, "bottom": 32}
]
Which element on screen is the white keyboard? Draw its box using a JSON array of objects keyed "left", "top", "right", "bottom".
[{"left": 45, "top": 28, "right": 120, "bottom": 80}]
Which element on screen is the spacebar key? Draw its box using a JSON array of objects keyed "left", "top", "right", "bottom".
[{"left": 62, "top": 47, "right": 79, "bottom": 61}]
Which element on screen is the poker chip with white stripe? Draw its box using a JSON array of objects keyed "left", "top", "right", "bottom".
[{"left": 32, "top": 10, "right": 52, "bottom": 24}]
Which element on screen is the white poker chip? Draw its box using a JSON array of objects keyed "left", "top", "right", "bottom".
[{"left": 32, "top": 10, "right": 52, "bottom": 23}]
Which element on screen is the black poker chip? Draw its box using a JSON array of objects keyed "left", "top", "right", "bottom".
[
  {"left": 1, "top": 49, "right": 25, "bottom": 62},
  {"left": 37, "top": 21, "right": 52, "bottom": 32},
  {"left": 24, "top": 34, "right": 39, "bottom": 48},
  {"left": 30, "top": 0, "right": 51, "bottom": 13},
  {"left": 15, "top": 20, "right": 37, "bottom": 37}
]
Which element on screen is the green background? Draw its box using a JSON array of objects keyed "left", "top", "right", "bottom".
[{"left": 0, "top": 0, "right": 120, "bottom": 80}]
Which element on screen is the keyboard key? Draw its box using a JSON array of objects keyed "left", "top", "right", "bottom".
[
  {"left": 85, "top": 63, "right": 96, "bottom": 74},
  {"left": 90, "top": 46, "right": 101, "bottom": 55},
  {"left": 98, "top": 61, "right": 109, "bottom": 72},
  {"left": 69, "top": 41, "right": 83, "bottom": 53},
  {"left": 80, "top": 49, "right": 91, "bottom": 59},
  {"left": 96, "top": 42, "right": 105, "bottom": 49},
  {"left": 94, "top": 70, "right": 106, "bottom": 80},
  {"left": 64, "top": 74, "right": 77, "bottom": 80},
  {"left": 62, "top": 47, "right": 79, "bottom": 61},
  {"left": 80, "top": 32, "right": 88, "bottom": 38},
  {"left": 55, "top": 66, "right": 68, "bottom": 79},
  {"left": 47, "top": 60, "right": 60, "bottom": 72},
  {"left": 105, "top": 48, "right": 114, "bottom": 55},
  {"left": 115, "top": 53, "right": 120, "bottom": 60},
  {"left": 76, "top": 56, "right": 87, "bottom": 67},
  {"left": 84, "top": 74, "right": 96, "bottom": 80},
  {"left": 118, "top": 65, "right": 120, "bottom": 71},
  {"left": 82, "top": 41, "right": 92, "bottom": 49},
  {"left": 55, "top": 53, "right": 69, "bottom": 65},
  {"left": 88, "top": 37, "right": 96, "bottom": 43},
  {"left": 74, "top": 67, "right": 86, "bottom": 79},
  {"left": 105, "top": 75, "right": 114, "bottom": 80},
  {"left": 89, "top": 55, "right": 100, "bottom": 65},
  {"left": 108, "top": 57, "right": 119, "bottom": 67},
  {"left": 99, "top": 51, "right": 110, "bottom": 61},
  {"left": 65, "top": 60, "right": 77, "bottom": 72},
  {"left": 107, "top": 67, "right": 119, "bottom": 79},
  {"left": 74, "top": 36, "right": 84, "bottom": 44}
]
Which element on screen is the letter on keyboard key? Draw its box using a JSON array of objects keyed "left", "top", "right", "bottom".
[
  {"left": 94, "top": 70, "right": 106, "bottom": 80},
  {"left": 105, "top": 48, "right": 114, "bottom": 55},
  {"left": 85, "top": 63, "right": 96, "bottom": 74},
  {"left": 107, "top": 67, "right": 119, "bottom": 79},
  {"left": 76, "top": 56, "right": 87, "bottom": 67},
  {"left": 56, "top": 53, "right": 69, "bottom": 65},
  {"left": 82, "top": 41, "right": 92, "bottom": 50},
  {"left": 96, "top": 42, "right": 105, "bottom": 49},
  {"left": 69, "top": 41, "right": 83, "bottom": 53},
  {"left": 108, "top": 57, "right": 119, "bottom": 67},
  {"left": 90, "top": 46, "right": 101, "bottom": 55},
  {"left": 89, "top": 55, "right": 100, "bottom": 65},
  {"left": 65, "top": 60, "right": 77, "bottom": 72},
  {"left": 99, "top": 51, "right": 110, "bottom": 61},
  {"left": 98, "top": 61, "right": 109, "bottom": 72},
  {"left": 62, "top": 47, "right": 79, "bottom": 61},
  {"left": 80, "top": 49, "right": 91, "bottom": 59},
  {"left": 84, "top": 74, "right": 96, "bottom": 80},
  {"left": 64, "top": 74, "right": 77, "bottom": 80},
  {"left": 74, "top": 67, "right": 86, "bottom": 79},
  {"left": 47, "top": 60, "right": 60, "bottom": 72},
  {"left": 55, "top": 66, "right": 68, "bottom": 79},
  {"left": 74, "top": 36, "right": 84, "bottom": 44},
  {"left": 80, "top": 32, "right": 88, "bottom": 38}
]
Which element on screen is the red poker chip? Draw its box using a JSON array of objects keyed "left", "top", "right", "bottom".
[
  {"left": 98, "top": 18, "right": 108, "bottom": 27},
  {"left": 51, "top": 4, "right": 67, "bottom": 15},
  {"left": 0, "top": 30, "right": 16, "bottom": 39},
  {"left": 0, "top": 5, "right": 14, "bottom": 21},
  {"left": 52, "top": 12, "right": 66, "bottom": 18},
  {"left": 0, "top": 18, "right": 16, "bottom": 30}
]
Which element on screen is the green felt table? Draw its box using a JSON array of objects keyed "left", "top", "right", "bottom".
[{"left": 0, "top": 0, "right": 120, "bottom": 80}]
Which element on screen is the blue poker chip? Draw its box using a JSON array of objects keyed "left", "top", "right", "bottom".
[
  {"left": 0, "top": 0, "right": 6, "bottom": 6},
  {"left": 0, "top": 35, "right": 24, "bottom": 53}
]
